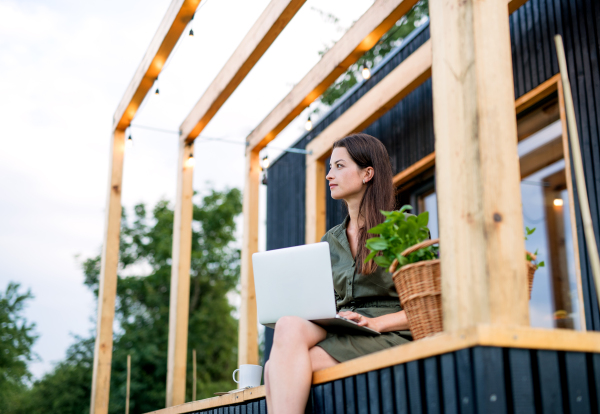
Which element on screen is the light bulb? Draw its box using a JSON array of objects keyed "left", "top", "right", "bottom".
[
  {"left": 554, "top": 198, "right": 564, "bottom": 206},
  {"left": 305, "top": 116, "right": 313, "bottom": 131},
  {"left": 261, "top": 155, "right": 270, "bottom": 170},
  {"left": 189, "top": 28, "right": 194, "bottom": 37},
  {"left": 126, "top": 135, "right": 133, "bottom": 149},
  {"left": 362, "top": 66, "right": 371, "bottom": 80},
  {"left": 155, "top": 88, "right": 160, "bottom": 95},
  {"left": 186, "top": 154, "right": 195, "bottom": 168}
]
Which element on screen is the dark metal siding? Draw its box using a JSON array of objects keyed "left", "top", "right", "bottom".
[
  {"left": 266, "top": 0, "right": 600, "bottom": 337},
  {"left": 190, "top": 347, "right": 600, "bottom": 414}
]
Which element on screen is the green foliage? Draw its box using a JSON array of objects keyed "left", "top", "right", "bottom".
[
  {"left": 364, "top": 205, "right": 438, "bottom": 271},
  {"left": 316, "top": 0, "right": 429, "bottom": 110},
  {"left": 10, "top": 188, "right": 243, "bottom": 414},
  {"left": 0, "top": 283, "right": 38, "bottom": 414},
  {"left": 524, "top": 227, "right": 545, "bottom": 269}
]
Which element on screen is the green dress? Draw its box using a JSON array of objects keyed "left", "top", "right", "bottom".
[{"left": 315, "top": 216, "right": 412, "bottom": 362}]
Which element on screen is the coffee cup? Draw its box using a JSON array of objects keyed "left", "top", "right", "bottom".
[{"left": 232, "top": 364, "right": 263, "bottom": 388}]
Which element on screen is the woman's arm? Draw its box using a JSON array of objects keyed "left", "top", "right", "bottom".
[{"left": 337, "top": 310, "right": 409, "bottom": 332}]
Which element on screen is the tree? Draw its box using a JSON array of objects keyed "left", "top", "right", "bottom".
[
  {"left": 0, "top": 283, "right": 37, "bottom": 414},
  {"left": 12, "top": 187, "right": 242, "bottom": 414},
  {"left": 315, "top": 0, "right": 429, "bottom": 111}
]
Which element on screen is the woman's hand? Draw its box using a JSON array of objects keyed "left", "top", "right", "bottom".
[{"left": 338, "top": 311, "right": 380, "bottom": 332}]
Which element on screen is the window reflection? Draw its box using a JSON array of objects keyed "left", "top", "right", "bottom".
[{"left": 411, "top": 119, "right": 582, "bottom": 330}]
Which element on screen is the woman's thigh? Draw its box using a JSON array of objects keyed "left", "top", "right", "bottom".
[
  {"left": 273, "top": 316, "right": 327, "bottom": 348},
  {"left": 309, "top": 346, "right": 339, "bottom": 372}
]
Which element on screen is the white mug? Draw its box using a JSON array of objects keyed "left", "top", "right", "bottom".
[{"left": 232, "top": 364, "right": 263, "bottom": 388}]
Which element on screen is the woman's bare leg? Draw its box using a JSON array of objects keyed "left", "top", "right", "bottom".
[
  {"left": 264, "top": 361, "right": 272, "bottom": 410},
  {"left": 266, "top": 316, "right": 327, "bottom": 414},
  {"left": 309, "top": 346, "right": 339, "bottom": 372}
]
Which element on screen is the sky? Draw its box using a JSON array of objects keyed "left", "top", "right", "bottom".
[{"left": 0, "top": 0, "right": 374, "bottom": 378}]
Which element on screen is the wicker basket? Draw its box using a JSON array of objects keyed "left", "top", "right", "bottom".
[
  {"left": 389, "top": 240, "right": 538, "bottom": 340},
  {"left": 526, "top": 251, "right": 537, "bottom": 299},
  {"left": 389, "top": 239, "right": 442, "bottom": 341}
]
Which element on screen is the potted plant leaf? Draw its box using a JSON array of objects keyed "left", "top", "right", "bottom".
[
  {"left": 365, "top": 205, "right": 442, "bottom": 340},
  {"left": 525, "top": 227, "right": 545, "bottom": 299}
]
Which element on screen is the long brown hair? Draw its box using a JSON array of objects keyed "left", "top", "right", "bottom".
[{"left": 332, "top": 133, "right": 395, "bottom": 274}]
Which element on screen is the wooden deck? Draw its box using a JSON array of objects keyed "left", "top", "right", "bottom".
[{"left": 146, "top": 326, "right": 600, "bottom": 414}]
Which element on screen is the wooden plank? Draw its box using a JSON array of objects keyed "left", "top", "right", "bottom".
[
  {"left": 344, "top": 376, "right": 357, "bottom": 414},
  {"left": 366, "top": 370, "right": 380, "bottom": 414},
  {"left": 113, "top": 0, "right": 201, "bottom": 131},
  {"left": 516, "top": 101, "right": 560, "bottom": 142},
  {"left": 558, "top": 80, "right": 587, "bottom": 330},
  {"left": 472, "top": 347, "right": 507, "bottom": 414},
  {"left": 90, "top": 130, "right": 126, "bottom": 414},
  {"left": 405, "top": 361, "right": 423, "bottom": 414},
  {"left": 179, "top": 0, "right": 306, "bottom": 142},
  {"left": 166, "top": 140, "right": 195, "bottom": 407},
  {"left": 305, "top": 40, "right": 432, "bottom": 163},
  {"left": 424, "top": 357, "right": 441, "bottom": 414},
  {"left": 514, "top": 74, "right": 560, "bottom": 114},
  {"left": 333, "top": 379, "right": 345, "bottom": 414},
  {"left": 430, "top": 0, "right": 528, "bottom": 331},
  {"left": 519, "top": 136, "right": 563, "bottom": 179},
  {"left": 247, "top": 0, "right": 421, "bottom": 152},
  {"left": 392, "top": 365, "right": 409, "bottom": 414},
  {"left": 238, "top": 150, "right": 260, "bottom": 365},
  {"left": 507, "top": 349, "right": 535, "bottom": 414},
  {"left": 393, "top": 152, "right": 435, "bottom": 187},
  {"left": 379, "top": 367, "right": 394, "bottom": 414},
  {"left": 564, "top": 352, "right": 591, "bottom": 413},
  {"left": 455, "top": 349, "right": 476, "bottom": 414},
  {"left": 535, "top": 350, "right": 563, "bottom": 414},
  {"left": 439, "top": 353, "right": 459, "bottom": 414},
  {"left": 305, "top": 159, "right": 326, "bottom": 244}
]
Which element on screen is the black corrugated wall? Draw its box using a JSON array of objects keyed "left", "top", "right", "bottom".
[{"left": 265, "top": 0, "right": 600, "bottom": 362}]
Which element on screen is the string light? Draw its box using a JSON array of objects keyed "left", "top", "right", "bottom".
[
  {"left": 261, "top": 155, "right": 270, "bottom": 170},
  {"left": 154, "top": 76, "right": 160, "bottom": 95},
  {"left": 126, "top": 135, "right": 133, "bottom": 149},
  {"left": 189, "top": 28, "right": 194, "bottom": 36},
  {"left": 554, "top": 198, "right": 564, "bottom": 206},
  {"left": 305, "top": 115, "right": 313, "bottom": 131},
  {"left": 186, "top": 153, "right": 195, "bottom": 168},
  {"left": 361, "top": 65, "right": 371, "bottom": 80}
]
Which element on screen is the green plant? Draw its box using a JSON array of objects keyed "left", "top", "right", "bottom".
[
  {"left": 525, "top": 227, "right": 545, "bottom": 268},
  {"left": 365, "top": 205, "right": 438, "bottom": 271}
]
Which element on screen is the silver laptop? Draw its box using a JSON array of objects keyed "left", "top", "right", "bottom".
[{"left": 252, "top": 242, "right": 380, "bottom": 335}]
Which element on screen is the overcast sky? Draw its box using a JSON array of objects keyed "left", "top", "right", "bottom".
[{"left": 0, "top": 0, "right": 374, "bottom": 378}]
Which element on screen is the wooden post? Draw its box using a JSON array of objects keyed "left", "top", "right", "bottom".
[
  {"left": 238, "top": 149, "right": 260, "bottom": 366},
  {"left": 166, "top": 140, "right": 195, "bottom": 407},
  {"left": 192, "top": 349, "right": 197, "bottom": 401},
  {"left": 429, "top": 0, "right": 529, "bottom": 330},
  {"left": 125, "top": 354, "right": 131, "bottom": 414},
  {"left": 305, "top": 159, "right": 327, "bottom": 244},
  {"left": 90, "top": 130, "right": 126, "bottom": 414}
]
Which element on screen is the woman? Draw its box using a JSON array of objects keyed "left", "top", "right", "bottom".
[{"left": 264, "top": 133, "right": 412, "bottom": 413}]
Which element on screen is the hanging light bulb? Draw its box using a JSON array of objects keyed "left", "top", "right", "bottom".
[
  {"left": 361, "top": 65, "right": 371, "bottom": 80},
  {"left": 126, "top": 135, "right": 133, "bottom": 149},
  {"left": 154, "top": 77, "right": 160, "bottom": 95},
  {"left": 305, "top": 115, "right": 313, "bottom": 131},
  {"left": 189, "top": 28, "right": 194, "bottom": 36},
  {"left": 155, "top": 87, "right": 160, "bottom": 95},
  {"left": 186, "top": 153, "right": 195, "bottom": 168},
  {"left": 554, "top": 198, "right": 564, "bottom": 207},
  {"left": 261, "top": 155, "right": 270, "bottom": 170}
]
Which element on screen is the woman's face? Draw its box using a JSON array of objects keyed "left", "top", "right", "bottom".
[{"left": 326, "top": 147, "right": 372, "bottom": 200}]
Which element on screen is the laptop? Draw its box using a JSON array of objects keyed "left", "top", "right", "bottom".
[{"left": 252, "top": 242, "right": 380, "bottom": 335}]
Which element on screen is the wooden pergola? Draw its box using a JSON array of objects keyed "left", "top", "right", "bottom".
[{"left": 91, "top": 0, "right": 600, "bottom": 413}]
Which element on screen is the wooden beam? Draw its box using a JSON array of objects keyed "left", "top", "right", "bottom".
[
  {"left": 430, "top": 0, "right": 528, "bottom": 330},
  {"left": 90, "top": 130, "right": 126, "bottom": 414},
  {"left": 112, "top": 0, "right": 201, "bottom": 131},
  {"left": 515, "top": 73, "right": 560, "bottom": 114},
  {"left": 179, "top": 0, "right": 306, "bottom": 141},
  {"left": 305, "top": 159, "right": 327, "bottom": 244},
  {"left": 246, "top": 0, "right": 422, "bottom": 152},
  {"left": 519, "top": 136, "right": 563, "bottom": 179},
  {"left": 238, "top": 150, "right": 260, "bottom": 366},
  {"left": 166, "top": 141, "right": 195, "bottom": 407},
  {"left": 306, "top": 40, "right": 432, "bottom": 163}
]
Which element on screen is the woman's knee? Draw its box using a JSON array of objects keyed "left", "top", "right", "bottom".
[{"left": 273, "top": 316, "right": 311, "bottom": 347}]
